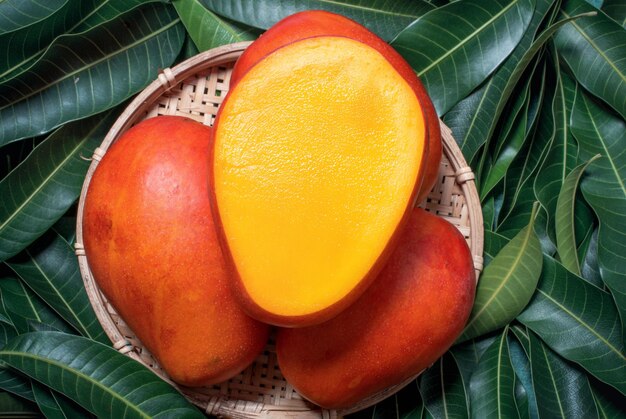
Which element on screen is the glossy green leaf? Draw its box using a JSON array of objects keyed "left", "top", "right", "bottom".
[
  {"left": 555, "top": 155, "right": 601, "bottom": 275},
  {"left": 32, "top": 382, "right": 90, "bottom": 419},
  {"left": 581, "top": 228, "right": 604, "bottom": 288},
  {"left": 459, "top": 204, "right": 542, "bottom": 342},
  {"left": 555, "top": 0, "right": 626, "bottom": 119},
  {"left": 0, "top": 0, "right": 100, "bottom": 77},
  {"left": 0, "top": 391, "right": 39, "bottom": 416},
  {"left": 517, "top": 256, "right": 626, "bottom": 394},
  {"left": 173, "top": 0, "right": 258, "bottom": 52},
  {"left": 528, "top": 330, "right": 598, "bottom": 418},
  {"left": 0, "top": 109, "right": 118, "bottom": 262},
  {"left": 451, "top": 333, "right": 499, "bottom": 388},
  {"left": 420, "top": 352, "right": 469, "bottom": 419},
  {"left": 73, "top": 0, "right": 167, "bottom": 32},
  {"left": 391, "top": 0, "right": 533, "bottom": 115},
  {"left": 0, "top": 3, "right": 185, "bottom": 147},
  {"left": 6, "top": 231, "right": 108, "bottom": 344},
  {"left": 483, "top": 230, "right": 511, "bottom": 266},
  {"left": 443, "top": 0, "right": 558, "bottom": 162},
  {"left": 0, "top": 317, "right": 34, "bottom": 403},
  {"left": 479, "top": 73, "right": 532, "bottom": 200},
  {"left": 0, "top": 332, "right": 204, "bottom": 418},
  {"left": 602, "top": 0, "right": 626, "bottom": 27},
  {"left": 0, "top": 0, "right": 67, "bottom": 36},
  {"left": 589, "top": 377, "right": 626, "bottom": 418},
  {"left": 508, "top": 333, "right": 536, "bottom": 419},
  {"left": 469, "top": 328, "right": 520, "bottom": 419},
  {"left": 571, "top": 88, "right": 626, "bottom": 344},
  {"left": 199, "top": 0, "right": 435, "bottom": 41},
  {"left": 0, "top": 277, "right": 75, "bottom": 335}
]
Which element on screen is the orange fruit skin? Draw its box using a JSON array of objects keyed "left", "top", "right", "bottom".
[
  {"left": 83, "top": 116, "right": 269, "bottom": 387},
  {"left": 231, "top": 10, "right": 441, "bottom": 204},
  {"left": 275, "top": 208, "right": 476, "bottom": 409}
]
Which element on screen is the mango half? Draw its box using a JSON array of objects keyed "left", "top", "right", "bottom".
[{"left": 210, "top": 36, "right": 428, "bottom": 327}]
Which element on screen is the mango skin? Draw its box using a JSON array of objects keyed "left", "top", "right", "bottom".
[
  {"left": 231, "top": 10, "right": 441, "bottom": 204},
  {"left": 83, "top": 116, "right": 270, "bottom": 387},
  {"left": 276, "top": 208, "right": 476, "bottom": 409}
]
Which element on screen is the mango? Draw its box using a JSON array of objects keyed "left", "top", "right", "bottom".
[
  {"left": 83, "top": 116, "right": 270, "bottom": 386},
  {"left": 231, "top": 10, "right": 441, "bottom": 204},
  {"left": 211, "top": 36, "right": 428, "bottom": 327},
  {"left": 276, "top": 208, "right": 476, "bottom": 408}
]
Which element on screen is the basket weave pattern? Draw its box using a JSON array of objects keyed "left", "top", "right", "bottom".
[{"left": 75, "top": 42, "right": 483, "bottom": 418}]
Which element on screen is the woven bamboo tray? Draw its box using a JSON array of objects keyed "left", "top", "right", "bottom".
[{"left": 75, "top": 41, "right": 484, "bottom": 419}]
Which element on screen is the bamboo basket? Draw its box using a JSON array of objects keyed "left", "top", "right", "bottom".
[{"left": 75, "top": 42, "right": 484, "bottom": 419}]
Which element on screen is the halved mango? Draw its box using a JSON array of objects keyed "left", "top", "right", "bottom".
[{"left": 211, "top": 36, "right": 427, "bottom": 326}]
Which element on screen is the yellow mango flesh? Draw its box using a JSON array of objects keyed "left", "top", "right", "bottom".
[{"left": 213, "top": 37, "right": 426, "bottom": 320}]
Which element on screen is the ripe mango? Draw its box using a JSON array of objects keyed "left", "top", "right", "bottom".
[
  {"left": 276, "top": 208, "right": 476, "bottom": 408},
  {"left": 83, "top": 116, "right": 270, "bottom": 386}
]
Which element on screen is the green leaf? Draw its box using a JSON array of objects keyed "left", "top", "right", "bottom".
[
  {"left": 32, "top": 382, "right": 91, "bottom": 419},
  {"left": 0, "top": 331, "right": 204, "bottom": 418},
  {"left": 198, "top": 0, "right": 435, "bottom": 42},
  {"left": 0, "top": 0, "right": 100, "bottom": 77},
  {"left": 5, "top": 231, "right": 108, "bottom": 345},
  {"left": 459, "top": 204, "right": 543, "bottom": 342},
  {"left": 442, "top": 0, "right": 558, "bottom": 162},
  {"left": 0, "top": 3, "right": 185, "bottom": 147},
  {"left": 555, "top": 155, "right": 601, "bottom": 275},
  {"left": 0, "top": 277, "right": 75, "bottom": 335},
  {"left": 469, "top": 327, "right": 520, "bottom": 419},
  {"left": 173, "top": 0, "right": 258, "bottom": 52},
  {"left": 0, "top": 0, "right": 67, "bottom": 36},
  {"left": 391, "top": 0, "right": 534, "bottom": 115},
  {"left": 508, "top": 327, "right": 539, "bottom": 419},
  {"left": 555, "top": 0, "right": 626, "bottom": 119},
  {"left": 517, "top": 256, "right": 626, "bottom": 394},
  {"left": 528, "top": 330, "right": 599, "bottom": 418},
  {"left": 73, "top": 0, "right": 167, "bottom": 32},
  {"left": 0, "top": 109, "right": 119, "bottom": 262},
  {"left": 590, "top": 377, "right": 626, "bottom": 419},
  {"left": 571, "top": 88, "right": 626, "bottom": 344},
  {"left": 581, "top": 228, "right": 604, "bottom": 288},
  {"left": 420, "top": 352, "right": 469, "bottom": 419},
  {"left": 483, "top": 230, "right": 511, "bottom": 266},
  {"left": 602, "top": 0, "right": 626, "bottom": 27},
  {"left": 0, "top": 391, "right": 39, "bottom": 416},
  {"left": 451, "top": 333, "right": 499, "bottom": 388}
]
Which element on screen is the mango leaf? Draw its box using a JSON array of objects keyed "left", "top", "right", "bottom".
[
  {"left": 0, "top": 0, "right": 100, "bottom": 77},
  {"left": 5, "top": 231, "right": 108, "bottom": 345},
  {"left": 391, "top": 0, "right": 533, "bottom": 116},
  {"left": 351, "top": 381, "right": 424, "bottom": 419},
  {"left": 420, "top": 352, "right": 469, "bottom": 419},
  {"left": 533, "top": 51, "right": 580, "bottom": 244},
  {"left": 32, "top": 381, "right": 92, "bottom": 419},
  {"left": 517, "top": 256, "right": 626, "bottom": 394},
  {"left": 0, "top": 277, "right": 75, "bottom": 335},
  {"left": 528, "top": 330, "right": 598, "bottom": 418},
  {"left": 469, "top": 328, "right": 520, "bottom": 419},
  {"left": 508, "top": 334, "right": 536, "bottom": 419},
  {"left": 0, "top": 0, "right": 67, "bottom": 36},
  {"left": 555, "top": 0, "right": 626, "bottom": 119},
  {"left": 173, "top": 0, "right": 258, "bottom": 52},
  {"left": 571, "top": 88, "right": 626, "bottom": 344},
  {"left": 589, "top": 377, "right": 626, "bottom": 418},
  {"left": 0, "top": 332, "right": 204, "bottom": 418},
  {"left": 73, "top": 0, "right": 168, "bottom": 32},
  {"left": 483, "top": 230, "right": 511, "bottom": 266},
  {"left": 0, "top": 316, "right": 34, "bottom": 404},
  {"left": 602, "top": 0, "right": 626, "bottom": 27},
  {"left": 0, "top": 2, "right": 185, "bottom": 147},
  {"left": 443, "top": 0, "right": 557, "bottom": 162},
  {"left": 451, "top": 333, "right": 499, "bottom": 389},
  {"left": 459, "top": 203, "right": 542, "bottom": 342},
  {"left": 581, "top": 228, "right": 604, "bottom": 288},
  {"left": 555, "top": 155, "right": 601, "bottom": 276},
  {"left": 198, "top": 0, "right": 435, "bottom": 42},
  {"left": 0, "top": 108, "right": 118, "bottom": 262},
  {"left": 0, "top": 391, "right": 39, "bottom": 416}
]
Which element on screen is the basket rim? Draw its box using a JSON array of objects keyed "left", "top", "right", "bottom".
[{"left": 74, "top": 41, "right": 484, "bottom": 418}]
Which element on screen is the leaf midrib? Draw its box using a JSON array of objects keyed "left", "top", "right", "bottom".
[
  {"left": 562, "top": 11, "right": 626, "bottom": 84},
  {"left": 0, "top": 349, "right": 150, "bottom": 419},
  {"left": 0, "top": 17, "right": 180, "bottom": 112},
  {"left": 536, "top": 288, "right": 626, "bottom": 361},
  {"left": 416, "top": 0, "right": 520, "bottom": 77},
  {"left": 0, "top": 127, "right": 94, "bottom": 236},
  {"left": 464, "top": 224, "right": 535, "bottom": 332},
  {"left": 316, "top": 0, "right": 420, "bottom": 19}
]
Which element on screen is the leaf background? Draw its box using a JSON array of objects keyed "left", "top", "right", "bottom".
[{"left": 0, "top": 0, "right": 624, "bottom": 417}]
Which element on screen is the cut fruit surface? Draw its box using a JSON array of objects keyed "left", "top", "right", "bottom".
[{"left": 211, "top": 36, "right": 426, "bottom": 326}]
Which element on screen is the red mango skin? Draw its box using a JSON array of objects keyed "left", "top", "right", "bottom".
[
  {"left": 231, "top": 10, "right": 441, "bottom": 203},
  {"left": 276, "top": 208, "right": 476, "bottom": 409},
  {"left": 83, "top": 116, "right": 270, "bottom": 387}
]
